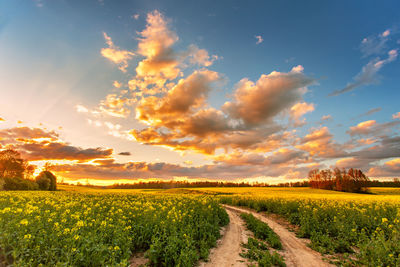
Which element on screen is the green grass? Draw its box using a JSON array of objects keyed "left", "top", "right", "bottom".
[{"left": 240, "top": 213, "right": 282, "bottom": 250}]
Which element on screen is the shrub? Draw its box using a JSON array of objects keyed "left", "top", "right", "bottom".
[
  {"left": 3, "top": 177, "right": 38, "bottom": 190},
  {"left": 35, "top": 171, "right": 57, "bottom": 191}
]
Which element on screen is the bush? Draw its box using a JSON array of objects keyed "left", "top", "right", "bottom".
[
  {"left": 35, "top": 171, "right": 57, "bottom": 191},
  {"left": 3, "top": 177, "right": 39, "bottom": 190}
]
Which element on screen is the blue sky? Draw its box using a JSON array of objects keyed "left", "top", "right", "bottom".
[{"left": 0, "top": 0, "right": 399, "bottom": 184}]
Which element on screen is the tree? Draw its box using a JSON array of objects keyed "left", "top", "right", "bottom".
[
  {"left": 309, "top": 167, "right": 369, "bottom": 193},
  {"left": 35, "top": 171, "right": 57, "bottom": 191},
  {"left": 0, "top": 149, "right": 25, "bottom": 179}
]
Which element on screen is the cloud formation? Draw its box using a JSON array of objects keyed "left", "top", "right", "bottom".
[
  {"left": 68, "top": 11, "right": 400, "bottom": 182},
  {"left": 101, "top": 32, "right": 134, "bottom": 72},
  {"left": 360, "top": 29, "right": 391, "bottom": 57},
  {"left": 347, "top": 120, "right": 400, "bottom": 136},
  {"left": 0, "top": 126, "right": 113, "bottom": 161},
  {"left": 359, "top": 107, "right": 382, "bottom": 117},
  {"left": 330, "top": 49, "right": 398, "bottom": 96},
  {"left": 296, "top": 127, "right": 346, "bottom": 158},
  {"left": 223, "top": 66, "right": 314, "bottom": 126},
  {"left": 289, "top": 102, "right": 315, "bottom": 126}
]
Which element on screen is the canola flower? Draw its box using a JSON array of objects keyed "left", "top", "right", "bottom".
[
  {"left": 214, "top": 187, "right": 400, "bottom": 266},
  {"left": 0, "top": 191, "right": 228, "bottom": 266}
]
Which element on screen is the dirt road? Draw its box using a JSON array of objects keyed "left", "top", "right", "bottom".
[
  {"left": 199, "top": 208, "right": 250, "bottom": 267},
  {"left": 224, "top": 205, "right": 333, "bottom": 267}
]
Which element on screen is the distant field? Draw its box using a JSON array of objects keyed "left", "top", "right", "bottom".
[
  {"left": 59, "top": 184, "right": 400, "bottom": 197},
  {"left": 194, "top": 186, "right": 400, "bottom": 201}
]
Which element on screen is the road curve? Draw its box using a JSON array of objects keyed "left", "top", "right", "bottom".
[{"left": 224, "top": 205, "right": 333, "bottom": 267}]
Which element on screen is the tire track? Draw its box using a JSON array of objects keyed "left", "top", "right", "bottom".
[
  {"left": 199, "top": 208, "right": 250, "bottom": 267},
  {"left": 224, "top": 205, "right": 333, "bottom": 267}
]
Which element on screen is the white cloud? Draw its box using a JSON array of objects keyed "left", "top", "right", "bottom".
[
  {"left": 255, "top": 35, "right": 263, "bottom": 45},
  {"left": 75, "top": 105, "right": 89, "bottom": 113}
]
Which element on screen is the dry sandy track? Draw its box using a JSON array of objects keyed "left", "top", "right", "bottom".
[
  {"left": 224, "top": 205, "right": 333, "bottom": 267},
  {"left": 198, "top": 208, "right": 250, "bottom": 267}
]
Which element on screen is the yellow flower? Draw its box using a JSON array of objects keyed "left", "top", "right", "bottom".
[
  {"left": 382, "top": 218, "right": 388, "bottom": 223},
  {"left": 114, "top": 246, "right": 120, "bottom": 250},
  {"left": 24, "top": 234, "right": 31, "bottom": 239},
  {"left": 20, "top": 219, "right": 28, "bottom": 225}
]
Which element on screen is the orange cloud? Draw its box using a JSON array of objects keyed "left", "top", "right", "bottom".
[
  {"left": 99, "top": 94, "right": 132, "bottom": 118},
  {"left": 135, "top": 69, "right": 220, "bottom": 123},
  {"left": 113, "top": 81, "right": 122, "bottom": 88},
  {"left": 0, "top": 117, "right": 4, "bottom": 122},
  {"left": 223, "top": 67, "right": 314, "bottom": 126},
  {"left": 367, "top": 158, "right": 400, "bottom": 177},
  {"left": 134, "top": 10, "right": 180, "bottom": 89},
  {"left": 187, "top": 45, "right": 218, "bottom": 67},
  {"left": 393, "top": 112, "right": 400, "bottom": 119},
  {"left": 0, "top": 126, "right": 113, "bottom": 161},
  {"left": 357, "top": 138, "right": 377, "bottom": 145},
  {"left": 385, "top": 158, "right": 400, "bottom": 168},
  {"left": 347, "top": 120, "right": 400, "bottom": 136},
  {"left": 0, "top": 126, "right": 59, "bottom": 141},
  {"left": 348, "top": 120, "right": 376, "bottom": 135},
  {"left": 296, "top": 127, "right": 345, "bottom": 158},
  {"left": 290, "top": 102, "right": 315, "bottom": 126},
  {"left": 101, "top": 32, "right": 134, "bottom": 72}
]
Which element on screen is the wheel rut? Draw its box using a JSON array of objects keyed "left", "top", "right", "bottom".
[{"left": 223, "top": 205, "right": 334, "bottom": 267}]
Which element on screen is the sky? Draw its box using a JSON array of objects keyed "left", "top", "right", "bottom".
[{"left": 0, "top": 0, "right": 399, "bottom": 185}]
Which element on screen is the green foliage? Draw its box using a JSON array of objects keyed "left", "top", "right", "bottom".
[
  {"left": 241, "top": 237, "right": 285, "bottom": 267},
  {"left": 3, "top": 177, "right": 38, "bottom": 191},
  {"left": 35, "top": 171, "right": 57, "bottom": 191},
  {"left": 240, "top": 213, "right": 282, "bottom": 249},
  {"left": 0, "top": 191, "right": 228, "bottom": 266}
]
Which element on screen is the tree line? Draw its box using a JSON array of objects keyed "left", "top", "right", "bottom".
[
  {"left": 0, "top": 149, "right": 57, "bottom": 191},
  {"left": 308, "top": 168, "right": 370, "bottom": 193}
]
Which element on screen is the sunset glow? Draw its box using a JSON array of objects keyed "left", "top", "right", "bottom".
[{"left": 1, "top": 1, "right": 399, "bottom": 185}]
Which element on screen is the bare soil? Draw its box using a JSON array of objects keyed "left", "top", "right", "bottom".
[
  {"left": 129, "top": 252, "right": 149, "bottom": 267},
  {"left": 198, "top": 208, "right": 250, "bottom": 267},
  {"left": 224, "top": 205, "right": 334, "bottom": 267}
]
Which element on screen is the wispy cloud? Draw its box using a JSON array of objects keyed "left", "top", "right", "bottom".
[
  {"left": 330, "top": 49, "right": 398, "bottom": 96},
  {"left": 360, "top": 29, "right": 391, "bottom": 57},
  {"left": 358, "top": 107, "right": 382, "bottom": 117},
  {"left": 255, "top": 35, "right": 263, "bottom": 45},
  {"left": 101, "top": 32, "right": 134, "bottom": 72}
]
